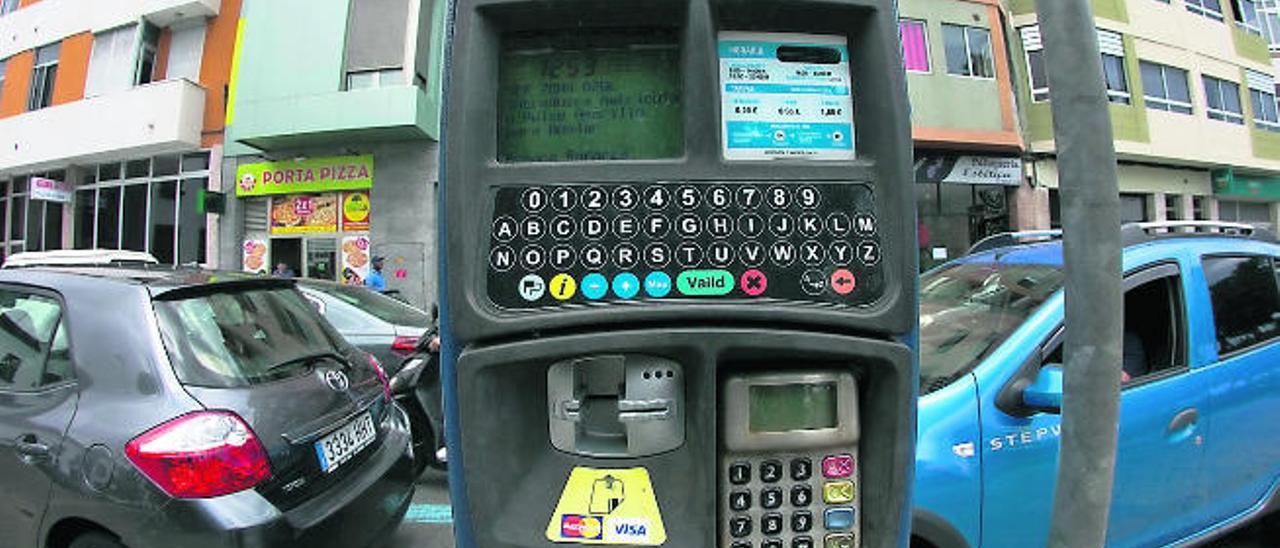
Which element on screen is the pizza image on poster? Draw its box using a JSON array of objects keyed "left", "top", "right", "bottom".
[
  {"left": 243, "top": 239, "right": 268, "bottom": 274},
  {"left": 342, "top": 235, "right": 372, "bottom": 285},
  {"left": 271, "top": 193, "right": 339, "bottom": 234}
]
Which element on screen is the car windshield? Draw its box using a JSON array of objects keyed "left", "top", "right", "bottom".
[
  {"left": 154, "top": 286, "right": 349, "bottom": 387},
  {"left": 919, "top": 261, "right": 1064, "bottom": 393},
  {"left": 302, "top": 283, "right": 430, "bottom": 327}
]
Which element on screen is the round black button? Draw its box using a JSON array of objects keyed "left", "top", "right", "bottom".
[
  {"left": 550, "top": 215, "right": 577, "bottom": 239},
  {"left": 581, "top": 186, "right": 608, "bottom": 211},
  {"left": 676, "top": 185, "right": 701, "bottom": 210},
  {"left": 489, "top": 245, "right": 515, "bottom": 272},
  {"left": 739, "top": 241, "right": 765, "bottom": 268},
  {"left": 549, "top": 245, "right": 576, "bottom": 270},
  {"left": 761, "top": 513, "right": 784, "bottom": 536},
  {"left": 738, "top": 214, "right": 765, "bottom": 238},
  {"left": 854, "top": 212, "right": 877, "bottom": 236},
  {"left": 581, "top": 215, "right": 608, "bottom": 240},
  {"left": 798, "top": 212, "right": 823, "bottom": 238},
  {"left": 760, "top": 460, "right": 783, "bottom": 483},
  {"left": 613, "top": 243, "right": 639, "bottom": 270},
  {"left": 518, "top": 245, "right": 545, "bottom": 271},
  {"left": 550, "top": 186, "right": 576, "bottom": 212},
  {"left": 492, "top": 216, "right": 518, "bottom": 242},
  {"left": 801, "top": 241, "right": 826, "bottom": 266},
  {"left": 521, "top": 216, "right": 546, "bottom": 241},
  {"left": 613, "top": 186, "right": 640, "bottom": 211},
  {"left": 729, "top": 490, "right": 752, "bottom": 512},
  {"left": 520, "top": 188, "right": 547, "bottom": 213},
  {"left": 828, "top": 212, "right": 852, "bottom": 237},
  {"left": 729, "top": 462, "right": 752, "bottom": 485},
  {"left": 791, "top": 511, "right": 813, "bottom": 533},
  {"left": 644, "top": 214, "right": 671, "bottom": 239},
  {"left": 766, "top": 185, "right": 790, "bottom": 209},
  {"left": 790, "top": 484, "right": 812, "bottom": 507},
  {"left": 792, "top": 536, "right": 814, "bottom": 548},
  {"left": 707, "top": 185, "right": 733, "bottom": 210},
  {"left": 797, "top": 185, "right": 821, "bottom": 209},
  {"left": 769, "top": 241, "right": 797, "bottom": 267},
  {"left": 858, "top": 241, "right": 882, "bottom": 266},
  {"left": 790, "top": 457, "right": 812, "bottom": 481},
  {"left": 644, "top": 185, "right": 671, "bottom": 210},
  {"left": 581, "top": 244, "right": 607, "bottom": 270},
  {"left": 737, "top": 185, "right": 763, "bottom": 209},
  {"left": 676, "top": 214, "right": 703, "bottom": 238},
  {"left": 769, "top": 214, "right": 795, "bottom": 238},
  {"left": 828, "top": 241, "right": 854, "bottom": 266},
  {"left": 676, "top": 242, "right": 703, "bottom": 268},
  {"left": 707, "top": 241, "right": 735, "bottom": 268},
  {"left": 761, "top": 487, "right": 783, "bottom": 509},
  {"left": 708, "top": 213, "right": 735, "bottom": 238},
  {"left": 730, "top": 516, "right": 753, "bottom": 538},
  {"left": 613, "top": 214, "right": 639, "bottom": 239},
  {"left": 645, "top": 242, "right": 671, "bottom": 269}
]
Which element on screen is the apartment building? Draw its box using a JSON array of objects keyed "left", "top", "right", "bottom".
[
  {"left": 1007, "top": 0, "right": 1280, "bottom": 230},
  {"left": 220, "top": 0, "right": 444, "bottom": 308},
  {"left": 0, "top": 0, "right": 241, "bottom": 265},
  {"left": 898, "top": 0, "right": 1025, "bottom": 268}
]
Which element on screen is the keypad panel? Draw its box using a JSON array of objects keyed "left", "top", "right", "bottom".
[
  {"left": 720, "top": 452, "right": 860, "bottom": 548},
  {"left": 486, "top": 182, "right": 884, "bottom": 309}
]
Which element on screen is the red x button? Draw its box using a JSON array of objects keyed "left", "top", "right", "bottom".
[{"left": 741, "top": 269, "right": 768, "bottom": 296}]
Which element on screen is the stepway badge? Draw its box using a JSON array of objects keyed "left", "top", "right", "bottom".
[{"left": 719, "top": 32, "right": 856, "bottom": 161}]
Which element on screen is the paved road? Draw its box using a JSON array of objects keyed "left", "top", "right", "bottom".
[{"left": 387, "top": 470, "right": 1276, "bottom": 548}]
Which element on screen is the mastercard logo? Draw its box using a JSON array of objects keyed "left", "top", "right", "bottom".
[{"left": 561, "top": 514, "right": 603, "bottom": 539}]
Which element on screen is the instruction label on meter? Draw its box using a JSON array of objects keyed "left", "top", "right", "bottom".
[
  {"left": 719, "top": 32, "right": 856, "bottom": 161},
  {"left": 546, "top": 467, "right": 667, "bottom": 545}
]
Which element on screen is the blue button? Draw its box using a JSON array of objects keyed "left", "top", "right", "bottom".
[
  {"left": 612, "top": 273, "right": 640, "bottom": 299},
  {"left": 581, "top": 273, "right": 609, "bottom": 300},
  {"left": 644, "top": 272, "right": 673, "bottom": 298},
  {"left": 824, "top": 508, "right": 855, "bottom": 531}
]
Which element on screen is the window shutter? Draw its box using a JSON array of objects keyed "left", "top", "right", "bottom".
[
  {"left": 244, "top": 197, "right": 268, "bottom": 233},
  {"left": 1096, "top": 29, "right": 1125, "bottom": 57},
  {"left": 1246, "top": 69, "right": 1275, "bottom": 92},
  {"left": 1020, "top": 26, "right": 1042, "bottom": 52}
]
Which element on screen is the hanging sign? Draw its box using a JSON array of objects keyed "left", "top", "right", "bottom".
[
  {"left": 719, "top": 32, "right": 856, "bottom": 161},
  {"left": 914, "top": 154, "right": 1023, "bottom": 187},
  {"left": 341, "top": 235, "right": 372, "bottom": 285},
  {"left": 545, "top": 467, "right": 667, "bottom": 545},
  {"left": 30, "top": 177, "right": 73, "bottom": 203},
  {"left": 236, "top": 155, "right": 374, "bottom": 197}
]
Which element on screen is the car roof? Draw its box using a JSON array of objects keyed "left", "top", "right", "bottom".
[
  {"left": 0, "top": 265, "right": 293, "bottom": 295},
  {"left": 957, "top": 230, "right": 1280, "bottom": 269}
]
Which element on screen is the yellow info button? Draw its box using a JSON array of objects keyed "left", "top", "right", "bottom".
[{"left": 823, "top": 481, "right": 855, "bottom": 504}]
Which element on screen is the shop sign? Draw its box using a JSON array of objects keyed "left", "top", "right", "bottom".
[
  {"left": 236, "top": 155, "right": 374, "bottom": 197},
  {"left": 915, "top": 155, "right": 1022, "bottom": 187},
  {"left": 30, "top": 177, "right": 73, "bottom": 203},
  {"left": 243, "top": 239, "right": 269, "bottom": 274},
  {"left": 342, "top": 191, "right": 372, "bottom": 231},
  {"left": 1213, "top": 168, "right": 1280, "bottom": 200},
  {"left": 271, "top": 193, "right": 339, "bottom": 234},
  {"left": 341, "top": 235, "right": 372, "bottom": 285}
]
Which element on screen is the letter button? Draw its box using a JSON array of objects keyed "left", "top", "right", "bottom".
[
  {"left": 827, "top": 212, "right": 852, "bottom": 237},
  {"left": 799, "top": 212, "right": 823, "bottom": 238},
  {"left": 677, "top": 213, "right": 703, "bottom": 238},
  {"left": 769, "top": 214, "right": 795, "bottom": 238},
  {"left": 854, "top": 212, "right": 877, "bottom": 236},
  {"left": 492, "top": 216, "right": 518, "bottom": 242}
]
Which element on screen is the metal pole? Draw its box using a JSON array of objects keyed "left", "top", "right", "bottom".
[{"left": 1034, "top": 1, "right": 1124, "bottom": 547}]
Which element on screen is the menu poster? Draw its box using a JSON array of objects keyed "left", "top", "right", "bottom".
[
  {"left": 341, "top": 235, "right": 372, "bottom": 285},
  {"left": 342, "top": 191, "right": 372, "bottom": 231},
  {"left": 243, "top": 239, "right": 269, "bottom": 274},
  {"left": 270, "top": 193, "right": 339, "bottom": 234}
]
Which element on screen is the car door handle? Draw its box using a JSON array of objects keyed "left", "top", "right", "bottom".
[
  {"left": 1166, "top": 408, "right": 1199, "bottom": 438},
  {"left": 15, "top": 434, "right": 50, "bottom": 459}
]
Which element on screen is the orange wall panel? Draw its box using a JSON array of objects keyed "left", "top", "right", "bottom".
[
  {"left": 199, "top": 0, "right": 244, "bottom": 146},
  {"left": 51, "top": 32, "right": 92, "bottom": 106},
  {"left": 17, "top": 0, "right": 41, "bottom": 7},
  {"left": 0, "top": 51, "right": 34, "bottom": 119},
  {"left": 154, "top": 29, "right": 173, "bottom": 82}
]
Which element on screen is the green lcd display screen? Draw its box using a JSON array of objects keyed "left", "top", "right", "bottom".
[
  {"left": 749, "top": 382, "right": 839, "bottom": 433},
  {"left": 498, "top": 29, "right": 684, "bottom": 162}
]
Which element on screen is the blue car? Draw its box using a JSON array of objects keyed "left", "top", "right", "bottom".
[{"left": 911, "top": 223, "right": 1280, "bottom": 548}]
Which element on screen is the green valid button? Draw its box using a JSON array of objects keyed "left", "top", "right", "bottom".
[{"left": 676, "top": 270, "right": 734, "bottom": 296}]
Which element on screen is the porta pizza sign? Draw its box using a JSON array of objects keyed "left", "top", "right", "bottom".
[{"left": 235, "top": 155, "right": 374, "bottom": 197}]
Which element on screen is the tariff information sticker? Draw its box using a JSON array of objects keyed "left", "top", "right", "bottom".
[
  {"left": 719, "top": 32, "right": 856, "bottom": 161},
  {"left": 546, "top": 467, "right": 667, "bottom": 545}
]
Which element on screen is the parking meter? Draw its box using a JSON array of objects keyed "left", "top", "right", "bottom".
[{"left": 439, "top": 1, "right": 917, "bottom": 547}]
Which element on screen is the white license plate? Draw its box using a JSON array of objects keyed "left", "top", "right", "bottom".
[{"left": 314, "top": 412, "right": 377, "bottom": 473}]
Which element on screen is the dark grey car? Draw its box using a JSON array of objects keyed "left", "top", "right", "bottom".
[
  {"left": 295, "top": 281, "right": 431, "bottom": 377},
  {"left": 0, "top": 267, "right": 414, "bottom": 548}
]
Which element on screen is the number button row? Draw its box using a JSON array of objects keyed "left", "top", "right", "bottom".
[{"left": 519, "top": 184, "right": 829, "bottom": 214}]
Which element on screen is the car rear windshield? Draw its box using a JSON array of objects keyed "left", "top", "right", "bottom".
[
  {"left": 154, "top": 286, "right": 349, "bottom": 387},
  {"left": 303, "top": 283, "right": 430, "bottom": 327},
  {"left": 919, "top": 261, "right": 1064, "bottom": 393}
]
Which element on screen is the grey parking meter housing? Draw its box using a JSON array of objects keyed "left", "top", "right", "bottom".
[{"left": 441, "top": 1, "right": 917, "bottom": 547}]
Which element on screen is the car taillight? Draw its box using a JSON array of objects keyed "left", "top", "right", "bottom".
[
  {"left": 391, "top": 336, "right": 418, "bottom": 355},
  {"left": 125, "top": 411, "right": 271, "bottom": 499},
  {"left": 367, "top": 353, "right": 393, "bottom": 402}
]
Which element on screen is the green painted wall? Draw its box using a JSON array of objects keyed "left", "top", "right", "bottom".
[
  {"left": 226, "top": 0, "right": 442, "bottom": 153},
  {"left": 1010, "top": 27, "right": 1148, "bottom": 143},
  {"left": 900, "top": 0, "right": 1005, "bottom": 132},
  {"left": 1221, "top": 0, "right": 1273, "bottom": 66},
  {"left": 1009, "top": 0, "right": 1128, "bottom": 23}
]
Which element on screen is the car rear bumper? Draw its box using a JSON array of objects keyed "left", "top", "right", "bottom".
[{"left": 130, "top": 404, "right": 416, "bottom": 548}]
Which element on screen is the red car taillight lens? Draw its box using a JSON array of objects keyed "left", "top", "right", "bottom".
[
  {"left": 367, "top": 353, "right": 393, "bottom": 401},
  {"left": 391, "top": 336, "right": 418, "bottom": 355},
  {"left": 125, "top": 411, "right": 271, "bottom": 499}
]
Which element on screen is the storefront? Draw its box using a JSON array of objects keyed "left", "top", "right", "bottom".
[
  {"left": 236, "top": 155, "right": 377, "bottom": 284},
  {"left": 1213, "top": 168, "right": 1280, "bottom": 231},
  {"left": 914, "top": 152, "right": 1019, "bottom": 270}
]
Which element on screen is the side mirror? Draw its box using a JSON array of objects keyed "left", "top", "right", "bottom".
[{"left": 1022, "top": 364, "right": 1064, "bottom": 414}]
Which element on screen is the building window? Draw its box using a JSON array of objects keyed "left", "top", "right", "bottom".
[
  {"left": 0, "top": 0, "right": 17, "bottom": 16},
  {"left": 1261, "top": 0, "right": 1280, "bottom": 50},
  {"left": 1233, "top": 0, "right": 1265, "bottom": 35},
  {"left": 1204, "top": 75, "right": 1245, "bottom": 124},
  {"left": 1187, "top": 0, "right": 1227, "bottom": 21},
  {"left": 942, "top": 24, "right": 993, "bottom": 78},
  {"left": 900, "top": 19, "right": 931, "bottom": 73},
  {"left": 76, "top": 153, "right": 211, "bottom": 265},
  {"left": 86, "top": 25, "right": 138, "bottom": 98},
  {"left": 1020, "top": 26, "right": 1128, "bottom": 104},
  {"left": 0, "top": 172, "right": 67, "bottom": 254},
  {"left": 1247, "top": 69, "right": 1280, "bottom": 131},
  {"left": 344, "top": 0, "right": 411, "bottom": 90},
  {"left": 135, "top": 22, "right": 161, "bottom": 85},
  {"left": 1140, "top": 61, "right": 1193, "bottom": 114},
  {"left": 27, "top": 43, "right": 60, "bottom": 111}
]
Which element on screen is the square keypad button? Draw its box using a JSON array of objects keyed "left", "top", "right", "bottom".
[{"left": 723, "top": 451, "right": 859, "bottom": 548}]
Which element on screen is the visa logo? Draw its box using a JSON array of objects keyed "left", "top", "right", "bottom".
[
  {"left": 615, "top": 523, "right": 647, "bottom": 536},
  {"left": 604, "top": 517, "right": 652, "bottom": 542}
]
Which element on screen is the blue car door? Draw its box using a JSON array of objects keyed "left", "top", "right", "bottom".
[
  {"left": 980, "top": 262, "right": 1209, "bottom": 547},
  {"left": 1193, "top": 253, "right": 1280, "bottom": 530}
]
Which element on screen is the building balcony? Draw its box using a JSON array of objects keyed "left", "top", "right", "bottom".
[
  {"left": 228, "top": 85, "right": 440, "bottom": 152},
  {"left": 0, "top": 0, "right": 217, "bottom": 59},
  {"left": 0, "top": 78, "right": 206, "bottom": 176}
]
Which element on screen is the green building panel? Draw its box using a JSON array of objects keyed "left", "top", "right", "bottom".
[
  {"left": 1009, "top": 0, "right": 1128, "bottom": 23},
  {"left": 900, "top": 0, "right": 1006, "bottom": 133},
  {"left": 1221, "top": 0, "right": 1273, "bottom": 66},
  {"left": 226, "top": 0, "right": 444, "bottom": 153}
]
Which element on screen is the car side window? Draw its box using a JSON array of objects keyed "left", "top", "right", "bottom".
[
  {"left": 0, "top": 289, "right": 71, "bottom": 391},
  {"left": 1203, "top": 255, "right": 1280, "bottom": 356},
  {"left": 319, "top": 297, "right": 369, "bottom": 332},
  {"left": 1040, "top": 266, "right": 1187, "bottom": 385}
]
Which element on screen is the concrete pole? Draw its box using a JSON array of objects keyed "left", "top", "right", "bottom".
[{"left": 1035, "top": 1, "right": 1124, "bottom": 547}]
